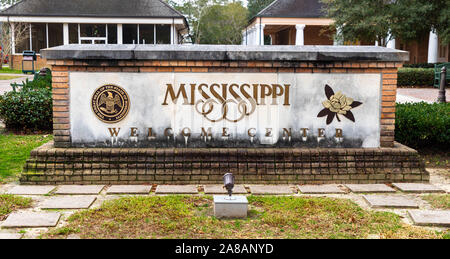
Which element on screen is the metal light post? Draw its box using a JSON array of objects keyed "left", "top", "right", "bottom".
[{"left": 437, "top": 66, "right": 447, "bottom": 103}]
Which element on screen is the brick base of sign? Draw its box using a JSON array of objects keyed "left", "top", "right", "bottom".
[{"left": 20, "top": 141, "right": 428, "bottom": 185}]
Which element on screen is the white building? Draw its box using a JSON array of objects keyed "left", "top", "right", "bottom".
[
  {"left": 0, "top": 0, "right": 189, "bottom": 69},
  {"left": 242, "top": 0, "right": 449, "bottom": 64}
]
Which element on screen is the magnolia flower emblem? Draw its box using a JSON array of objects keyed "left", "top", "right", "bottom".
[{"left": 317, "top": 84, "right": 362, "bottom": 125}]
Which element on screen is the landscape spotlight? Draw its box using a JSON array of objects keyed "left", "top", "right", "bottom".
[{"left": 223, "top": 173, "right": 235, "bottom": 197}]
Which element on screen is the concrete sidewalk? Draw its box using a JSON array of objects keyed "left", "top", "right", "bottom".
[
  {"left": 397, "top": 88, "right": 449, "bottom": 104},
  {"left": 0, "top": 73, "right": 34, "bottom": 95}
]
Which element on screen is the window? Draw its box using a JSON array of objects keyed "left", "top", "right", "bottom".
[
  {"left": 69, "top": 24, "right": 78, "bottom": 44},
  {"left": 123, "top": 24, "right": 138, "bottom": 44},
  {"left": 80, "top": 24, "right": 106, "bottom": 38},
  {"left": 156, "top": 25, "right": 170, "bottom": 44},
  {"left": 69, "top": 24, "right": 115, "bottom": 44},
  {"left": 13, "top": 22, "right": 176, "bottom": 51},
  {"left": 79, "top": 24, "right": 107, "bottom": 44},
  {"left": 14, "top": 24, "right": 30, "bottom": 53},
  {"left": 31, "top": 23, "right": 46, "bottom": 53},
  {"left": 15, "top": 23, "right": 62, "bottom": 53},
  {"left": 48, "top": 23, "right": 63, "bottom": 47},
  {"left": 108, "top": 24, "right": 117, "bottom": 44},
  {"left": 139, "top": 24, "right": 154, "bottom": 44}
]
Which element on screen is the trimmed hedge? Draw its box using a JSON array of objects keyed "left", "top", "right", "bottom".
[
  {"left": 397, "top": 68, "right": 434, "bottom": 87},
  {"left": 0, "top": 88, "right": 52, "bottom": 131},
  {"left": 0, "top": 70, "right": 52, "bottom": 131},
  {"left": 395, "top": 102, "right": 450, "bottom": 149},
  {"left": 403, "top": 63, "right": 442, "bottom": 69}
]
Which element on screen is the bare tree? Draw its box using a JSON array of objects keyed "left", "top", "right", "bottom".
[{"left": 0, "top": 22, "right": 29, "bottom": 69}]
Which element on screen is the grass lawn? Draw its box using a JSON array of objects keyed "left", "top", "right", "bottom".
[
  {"left": 0, "top": 133, "right": 53, "bottom": 182},
  {"left": 0, "top": 67, "right": 27, "bottom": 74},
  {"left": 422, "top": 194, "right": 450, "bottom": 210},
  {"left": 0, "top": 75, "right": 23, "bottom": 80},
  {"left": 46, "top": 196, "right": 447, "bottom": 239},
  {"left": 0, "top": 194, "right": 32, "bottom": 221},
  {"left": 418, "top": 148, "right": 449, "bottom": 169}
]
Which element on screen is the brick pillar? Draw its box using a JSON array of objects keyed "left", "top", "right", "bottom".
[{"left": 51, "top": 64, "right": 71, "bottom": 148}]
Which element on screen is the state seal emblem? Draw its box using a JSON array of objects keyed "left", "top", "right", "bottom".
[{"left": 91, "top": 84, "right": 130, "bottom": 123}]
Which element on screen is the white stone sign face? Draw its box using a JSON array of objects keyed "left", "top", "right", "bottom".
[{"left": 69, "top": 72, "right": 381, "bottom": 148}]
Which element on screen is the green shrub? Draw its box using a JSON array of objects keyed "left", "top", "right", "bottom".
[
  {"left": 0, "top": 88, "right": 53, "bottom": 131},
  {"left": 397, "top": 68, "right": 434, "bottom": 87},
  {"left": 0, "top": 69, "right": 53, "bottom": 131},
  {"left": 11, "top": 68, "right": 52, "bottom": 92},
  {"left": 395, "top": 102, "right": 450, "bottom": 149}
]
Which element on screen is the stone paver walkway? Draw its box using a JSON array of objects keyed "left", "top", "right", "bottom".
[
  {"left": 55, "top": 185, "right": 105, "bottom": 195},
  {"left": 408, "top": 210, "right": 450, "bottom": 227},
  {"left": 363, "top": 195, "right": 419, "bottom": 208},
  {"left": 0, "top": 179, "right": 448, "bottom": 239},
  {"left": 298, "top": 184, "right": 346, "bottom": 194},
  {"left": 392, "top": 183, "right": 445, "bottom": 193},
  {"left": 0, "top": 232, "right": 23, "bottom": 239},
  {"left": 6, "top": 185, "right": 55, "bottom": 195},
  {"left": 40, "top": 196, "right": 96, "bottom": 209},
  {"left": 1, "top": 212, "right": 61, "bottom": 228},
  {"left": 155, "top": 185, "right": 198, "bottom": 194},
  {"left": 248, "top": 185, "right": 294, "bottom": 195},
  {"left": 106, "top": 185, "right": 151, "bottom": 194},
  {"left": 345, "top": 184, "right": 396, "bottom": 193}
]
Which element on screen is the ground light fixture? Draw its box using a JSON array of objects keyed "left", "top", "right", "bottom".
[
  {"left": 214, "top": 172, "right": 248, "bottom": 218},
  {"left": 223, "top": 173, "right": 235, "bottom": 198}
]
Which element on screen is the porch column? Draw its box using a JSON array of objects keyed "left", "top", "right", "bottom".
[
  {"left": 117, "top": 24, "right": 123, "bottom": 44},
  {"left": 170, "top": 24, "right": 174, "bottom": 45},
  {"left": 250, "top": 26, "right": 256, "bottom": 45},
  {"left": 174, "top": 29, "right": 179, "bottom": 44},
  {"left": 386, "top": 31, "right": 396, "bottom": 49},
  {"left": 252, "top": 26, "right": 257, "bottom": 45},
  {"left": 252, "top": 25, "right": 258, "bottom": 45},
  {"left": 63, "top": 23, "right": 69, "bottom": 45},
  {"left": 295, "top": 24, "right": 305, "bottom": 46},
  {"left": 29, "top": 24, "right": 32, "bottom": 50},
  {"left": 11, "top": 23, "right": 15, "bottom": 54},
  {"left": 428, "top": 30, "right": 439, "bottom": 63},
  {"left": 257, "top": 24, "right": 265, "bottom": 45}
]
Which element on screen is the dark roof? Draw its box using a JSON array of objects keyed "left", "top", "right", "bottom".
[
  {"left": 0, "top": 0, "right": 185, "bottom": 18},
  {"left": 255, "top": 0, "right": 325, "bottom": 19}
]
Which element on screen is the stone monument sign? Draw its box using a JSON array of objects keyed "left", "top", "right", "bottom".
[{"left": 21, "top": 45, "right": 428, "bottom": 185}]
